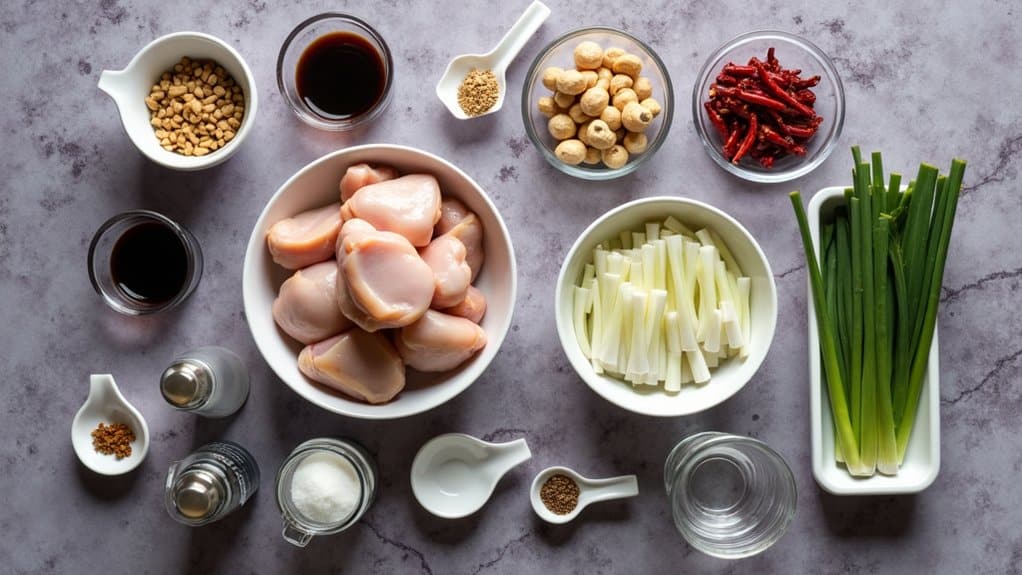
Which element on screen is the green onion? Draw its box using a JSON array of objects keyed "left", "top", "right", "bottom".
[{"left": 791, "top": 147, "right": 966, "bottom": 476}]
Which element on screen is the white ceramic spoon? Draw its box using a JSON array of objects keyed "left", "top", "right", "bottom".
[
  {"left": 71, "top": 374, "right": 150, "bottom": 475},
  {"left": 411, "top": 433, "right": 532, "bottom": 518},
  {"left": 435, "top": 1, "right": 551, "bottom": 119},
  {"left": 530, "top": 466, "right": 639, "bottom": 524}
]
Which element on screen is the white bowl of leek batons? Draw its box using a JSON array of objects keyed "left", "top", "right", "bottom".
[
  {"left": 243, "top": 144, "right": 516, "bottom": 419},
  {"left": 555, "top": 196, "right": 777, "bottom": 416}
]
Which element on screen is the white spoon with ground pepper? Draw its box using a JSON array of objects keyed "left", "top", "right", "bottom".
[
  {"left": 530, "top": 466, "right": 639, "bottom": 524},
  {"left": 435, "top": 1, "right": 551, "bottom": 119}
]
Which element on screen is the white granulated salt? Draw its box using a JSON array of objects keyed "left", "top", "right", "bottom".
[{"left": 290, "top": 451, "right": 361, "bottom": 524}]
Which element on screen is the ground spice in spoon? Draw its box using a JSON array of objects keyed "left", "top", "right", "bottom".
[
  {"left": 457, "top": 69, "right": 499, "bottom": 117},
  {"left": 540, "top": 473, "right": 580, "bottom": 514},
  {"left": 91, "top": 422, "right": 135, "bottom": 459}
]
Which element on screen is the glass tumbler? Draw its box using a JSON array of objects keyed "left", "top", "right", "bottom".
[
  {"left": 276, "top": 13, "right": 394, "bottom": 131},
  {"left": 275, "top": 438, "right": 377, "bottom": 547},
  {"left": 664, "top": 432, "right": 797, "bottom": 559},
  {"left": 87, "top": 210, "right": 202, "bottom": 315}
]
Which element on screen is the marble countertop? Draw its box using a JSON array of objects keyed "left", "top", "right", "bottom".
[{"left": 2, "top": 1, "right": 1020, "bottom": 573}]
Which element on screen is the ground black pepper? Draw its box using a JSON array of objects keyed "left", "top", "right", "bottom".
[{"left": 540, "top": 473, "right": 580, "bottom": 514}]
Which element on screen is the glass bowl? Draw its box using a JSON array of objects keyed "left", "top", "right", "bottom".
[
  {"left": 692, "top": 30, "right": 844, "bottom": 183},
  {"left": 522, "top": 27, "right": 674, "bottom": 181},
  {"left": 276, "top": 13, "right": 394, "bottom": 131}
]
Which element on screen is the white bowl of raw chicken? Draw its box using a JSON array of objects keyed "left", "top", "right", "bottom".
[{"left": 243, "top": 144, "right": 516, "bottom": 419}]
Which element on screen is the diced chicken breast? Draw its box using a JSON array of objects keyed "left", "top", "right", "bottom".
[
  {"left": 341, "top": 174, "right": 441, "bottom": 247},
  {"left": 266, "top": 203, "right": 341, "bottom": 269},
  {"left": 395, "top": 310, "right": 487, "bottom": 372},
  {"left": 339, "top": 163, "right": 399, "bottom": 202},
  {"left": 272, "top": 261, "right": 353, "bottom": 344},
  {"left": 419, "top": 235, "right": 471, "bottom": 309},
  {"left": 298, "top": 330, "right": 405, "bottom": 404},
  {"left": 441, "top": 285, "right": 487, "bottom": 324},
  {"left": 442, "top": 212, "right": 485, "bottom": 281},
  {"left": 336, "top": 227, "right": 435, "bottom": 331}
]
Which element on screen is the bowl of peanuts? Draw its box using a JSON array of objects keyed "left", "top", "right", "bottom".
[
  {"left": 98, "top": 32, "right": 257, "bottom": 171},
  {"left": 522, "top": 27, "right": 674, "bottom": 180}
]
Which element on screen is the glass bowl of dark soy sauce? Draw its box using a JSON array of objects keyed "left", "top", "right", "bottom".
[
  {"left": 277, "top": 14, "right": 394, "bottom": 131},
  {"left": 88, "top": 210, "right": 203, "bottom": 315}
]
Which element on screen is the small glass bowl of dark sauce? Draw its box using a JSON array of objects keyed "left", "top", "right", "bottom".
[
  {"left": 88, "top": 210, "right": 203, "bottom": 315},
  {"left": 277, "top": 14, "right": 394, "bottom": 131}
]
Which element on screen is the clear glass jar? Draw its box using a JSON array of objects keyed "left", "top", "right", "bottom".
[
  {"left": 161, "top": 346, "right": 250, "bottom": 418},
  {"left": 165, "top": 440, "right": 260, "bottom": 526},
  {"left": 275, "top": 438, "right": 377, "bottom": 547},
  {"left": 664, "top": 432, "right": 797, "bottom": 559}
]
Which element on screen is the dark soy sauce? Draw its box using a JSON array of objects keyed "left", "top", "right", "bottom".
[
  {"left": 111, "top": 222, "right": 188, "bottom": 304},
  {"left": 296, "top": 32, "right": 385, "bottom": 120}
]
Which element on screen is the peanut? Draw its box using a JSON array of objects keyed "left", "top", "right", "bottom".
[{"left": 146, "top": 57, "right": 245, "bottom": 157}]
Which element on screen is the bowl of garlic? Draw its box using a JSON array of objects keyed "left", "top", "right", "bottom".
[{"left": 522, "top": 27, "right": 674, "bottom": 180}]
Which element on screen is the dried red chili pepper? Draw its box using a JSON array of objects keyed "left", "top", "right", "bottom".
[{"left": 705, "top": 46, "right": 823, "bottom": 167}]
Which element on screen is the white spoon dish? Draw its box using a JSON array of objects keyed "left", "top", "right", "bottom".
[
  {"left": 435, "top": 1, "right": 550, "bottom": 119},
  {"left": 411, "top": 433, "right": 531, "bottom": 518},
  {"left": 530, "top": 466, "right": 638, "bottom": 524},
  {"left": 71, "top": 374, "right": 150, "bottom": 475}
]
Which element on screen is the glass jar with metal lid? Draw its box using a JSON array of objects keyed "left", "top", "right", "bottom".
[
  {"left": 275, "top": 438, "right": 377, "bottom": 547},
  {"left": 165, "top": 440, "right": 260, "bottom": 526},
  {"left": 160, "top": 346, "right": 249, "bottom": 418}
]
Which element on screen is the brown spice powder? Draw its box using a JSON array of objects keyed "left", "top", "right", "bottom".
[
  {"left": 457, "top": 69, "right": 499, "bottom": 117},
  {"left": 540, "top": 473, "right": 580, "bottom": 515},
  {"left": 91, "top": 422, "right": 135, "bottom": 459}
]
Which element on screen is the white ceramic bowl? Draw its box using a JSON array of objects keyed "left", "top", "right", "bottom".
[
  {"left": 555, "top": 197, "right": 777, "bottom": 416},
  {"left": 243, "top": 145, "right": 517, "bottom": 419},
  {"left": 98, "top": 32, "right": 257, "bottom": 170},
  {"left": 807, "top": 186, "right": 940, "bottom": 494}
]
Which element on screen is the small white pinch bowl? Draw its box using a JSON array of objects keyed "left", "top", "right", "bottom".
[
  {"left": 98, "top": 31, "right": 257, "bottom": 171},
  {"left": 530, "top": 466, "right": 638, "bottom": 524},
  {"left": 411, "top": 433, "right": 532, "bottom": 519},
  {"left": 555, "top": 196, "right": 778, "bottom": 417},
  {"left": 71, "top": 374, "right": 150, "bottom": 475}
]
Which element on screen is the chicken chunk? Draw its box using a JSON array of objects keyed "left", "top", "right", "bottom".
[
  {"left": 395, "top": 310, "right": 487, "bottom": 372},
  {"left": 436, "top": 197, "right": 470, "bottom": 236},
  {"left": 298, "top": 330, "right": 405, "bottom": 404},
  {"left": 266, "top": 203, "right": 341, "bottom": 269},
  {"left": 441, "top": 285, "right": 487, "bottom": 324},
  {"left": 272, "top": 261, "right": 353, "bottom": 344},
  {"left": 339, "top": 163, "right": 398, "bottom": 202},
  {"left": 419, "top": 235, "right": 471, "bottom": 309},
  {"left": 341, "top": 174, "right": 441, "bottom": 247},
  {"left": 336, "top": 226, "right": 435, "bottom": 331},
  {"left": 442, "top": 212, "right": 485, "bottom": 281}
]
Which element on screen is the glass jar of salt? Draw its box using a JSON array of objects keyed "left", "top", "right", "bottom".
[{"left": 275, "top": 438, "right": 377, "bottom": 547}]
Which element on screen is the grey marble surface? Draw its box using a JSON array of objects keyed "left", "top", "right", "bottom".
[{"left": 1, "top": 1, "right": 1020, "bottom": 573}]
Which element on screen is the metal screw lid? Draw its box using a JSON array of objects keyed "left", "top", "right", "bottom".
[
  {"left": 161, "top": 359, "right": 211, "bottom": 409},
  {"left": 173, "top": 469, "right": 222, "bottom": 519}
]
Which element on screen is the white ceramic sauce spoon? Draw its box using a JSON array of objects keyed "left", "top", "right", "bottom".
[
  {"left": 411, "top": 433, "right": 532, "bottom": 518},
  {"left": 435, "top": 1, "right": 551, "bottom": 119},
  {"left": 530, "top": 466, "right": 639, "bottom": 524},
  {"left": 71, "top": 374, "right": 150, "bottom": 475}
]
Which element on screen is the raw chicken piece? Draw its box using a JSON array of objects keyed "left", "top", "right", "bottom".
[
  {"left": 441, "top": 285, "right": 487, "bottom": 324},
  {"left": 336, "top": 227, "right": 435, "bottom": 331},
  {"left": 298, "top": 330, "right": 405, "bottom": 404},
  {"left": 266, "top": 203, "right": 341, "bottom": 269},
  {"left": 419, "top": 235, "right": 471, "bottom": 308},
  {"left": 272, "top": 261, "right": 353, "bottom": 344},
  {"left": 339, "top": 163, "right": 398, "bottom": 202},
  {"left": 395, "top": 310, "right": 487, "bottom": 372},
  {"left": 436, "top": 197, "right": 470, "bottom": 235},
  {"left": 341, "top": 174, "right": 441, "bottom": 247},
  {"left": 442, "top": 212, "right": 485, "bottom": 281},
  {"left": 337, "top": 218, "right": 377, "bottom": 248}
]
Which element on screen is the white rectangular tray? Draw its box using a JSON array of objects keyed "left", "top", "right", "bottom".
[{"left": 807, "top": 186, "right": 940, "bottom": 495}]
